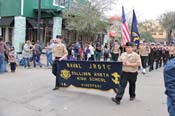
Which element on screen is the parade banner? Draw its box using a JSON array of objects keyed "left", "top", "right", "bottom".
[{"left": 56, "top": 61, "right": 122, "bottom": 91}]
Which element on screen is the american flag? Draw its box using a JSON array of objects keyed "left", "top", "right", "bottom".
[{"left": 121, "top": 6, "right": 131, "bottom": 46}]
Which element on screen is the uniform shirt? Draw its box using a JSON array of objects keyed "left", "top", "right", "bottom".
[
  {"left": 52, "top": 43, "right": 68, "bottom": 58},
  {"left": 140, "top": 46, "right": 150, "bottom": 56},
  {"left": 112, "top": 44, "right": 120, "bottom": 54},
  {"left": 118, "top": 52, "right": 141, "bottom": 73}
]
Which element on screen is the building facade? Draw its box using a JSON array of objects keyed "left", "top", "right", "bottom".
[
  {"left": 140, "top": 20, "right": 167, "bottom": 42},
  {"left": 0, "top": 0, "right": 71, "bottom": 52}
]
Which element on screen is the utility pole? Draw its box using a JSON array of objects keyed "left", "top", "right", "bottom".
[{"left": 37, "top": 0, "right": 41, "bottom": 42}]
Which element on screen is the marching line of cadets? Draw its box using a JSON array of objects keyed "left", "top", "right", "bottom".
[
  {"left": 49, "top": 36, "right": 175, "bottom": 105},
  {"left": 66, "top": 40, "right": 175, "bottom": 74}
]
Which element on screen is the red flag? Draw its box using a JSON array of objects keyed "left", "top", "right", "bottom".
[{"left": 121, "top": 6, "right": 131, "bottom": 45}]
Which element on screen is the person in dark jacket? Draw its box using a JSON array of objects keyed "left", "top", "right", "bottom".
[
  {"left": 163, "top": 58, "right": 175, "bottom": 116},
  {"left": 155, "top": 45, "right": 163, "bottom": 69},
  {"left": 149, "top": 45, "right": 156, "bottom": 72},
  {"left": 162, "top": 45, "right": 169, "bottom": 66},
  {"left": 33, "top": 40, "right": 42, "bottom": 67}
]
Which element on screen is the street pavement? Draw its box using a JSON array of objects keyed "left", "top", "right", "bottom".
[{"left": 0, "top": 65, "right": 168, "bottom": 116}]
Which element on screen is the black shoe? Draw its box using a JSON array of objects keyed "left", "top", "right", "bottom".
[
  {"left": 130, "top": 97, "right": 135, "bottom": 101},
  {"left": 111, "top": 97, "right": 120, "bottom": 105},
  {"left": 52, "top": 87, "right": 59, "bottom": 90},
  {"left": 11, "top": 70, "right": 15, "bottom": 73}
]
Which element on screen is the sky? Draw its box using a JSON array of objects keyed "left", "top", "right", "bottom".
[{"left": 107, "top": 0, "right": 175, "bottom": 21}]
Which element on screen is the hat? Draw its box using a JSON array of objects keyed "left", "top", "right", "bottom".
[
  {"left": 56, "top": 35, "right": 62, "bottom": 39},
  {"left": 150, "top": 42, "right": 155, "bottom": 45},
  {"left": 126, "top": 42, "right": 135, "bottom": 46}
]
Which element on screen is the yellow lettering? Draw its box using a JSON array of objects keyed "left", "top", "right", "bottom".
[
  {"left": 97, "top": 64, "right": 101, "bottom": 69},
  {"left": 81, "top": 84, "right": 102, "bottom": 88},
  {"left": 107, "top": 65, "right": 111, "bottom": 70},
  {"left": 93, "top": 64, "right": 97, "bottom": 69},
  {"left": 66, "top": 63, "right": 70, "bottom": 67},
  {"left": 77, "top": 77, "right": 87, "bottom": 81},
  {"left": 89, "top": 64, "right": 111, "bottom": 70},
  {"left": 88, "top": 72, "right": 91, "bottom": 76},
  {"left": 93, "top": 73, "right": 110, "bottom": 77},
  {"left": 89, "top": 64, "right": 92, "bottom": 69},
  {"left": 89, "top": 77, "right": 106, "bottom": 83},
  {"left": 102, "top": 64, "right": 106, "bottom": 69},
  {"left": 66, "top": 63, "right": 82, "bottom": 68}
]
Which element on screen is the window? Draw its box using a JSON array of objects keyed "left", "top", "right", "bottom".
[
  {"left": 53, "top": 0, "right": 66, "bottom": 8},
  {"left": 159, "top": 31, "right": 163, "bottom": 35},
  {"left": 152, "top": 32, "right": 157, "bottom": 35}
]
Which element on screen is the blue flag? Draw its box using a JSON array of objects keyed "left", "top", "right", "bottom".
[{"left": 131, "top": 10, "right": 140, "bottom": 45}]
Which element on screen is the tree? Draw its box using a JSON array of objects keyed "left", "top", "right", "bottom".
[
  {"left": 63, "top": 0, "right": 116, "bottom": 42},
  {"left": 138, "top": 21, "right": 156, "bottom": 42},
  {"left": 140, "top": 31, "right": 155, "bottom": 42},
  {"left": 159, "top": 11, "right": 175, "bottom": 43}
]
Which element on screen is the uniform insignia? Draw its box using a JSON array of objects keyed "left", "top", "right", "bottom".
[
  {"left": 111, "top": 72, "right": 120, "bottom": 84},
  {"left": 132, "top": 32, "right": 140, "bottom": 41},
  {"left": 60, "top": 69, "right": 71, "bottom": 80}
]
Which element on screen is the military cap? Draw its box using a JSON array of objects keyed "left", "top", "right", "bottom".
[
  {"left": 56, "top": 35, "right": 62, "bottom": 39},
  {"left": 126, "top": 42, "right": 135, "bottom": 46}
]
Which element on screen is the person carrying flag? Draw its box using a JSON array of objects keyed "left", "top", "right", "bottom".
[{"left": 112, "top": 42, "right": 141, "bottom": 105}]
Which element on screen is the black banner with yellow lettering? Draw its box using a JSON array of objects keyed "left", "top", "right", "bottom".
[{"left": 55, "top": 61, "right": 122, "bottom": 91}]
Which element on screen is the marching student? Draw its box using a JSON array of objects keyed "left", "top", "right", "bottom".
[
  {"left": 140, "top": 42, "right": 150, "bottom": 74},
  {"left": 112, "top": 42, "right": 141, "bottom": 105},
  {"left": 111, "top": 40, "right": 120, "bottom": 61},
  {"left": 52, "top": 35, "right": 68, "bottom": 90}
]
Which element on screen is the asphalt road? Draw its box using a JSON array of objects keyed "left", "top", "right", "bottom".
[{"left": 0, "top": 66, "right": 168, "bottom": 116}]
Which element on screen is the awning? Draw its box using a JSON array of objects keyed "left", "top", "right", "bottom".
[
  {"left": 27, "top": 18, "right": 38, "bottom": 28},
  {"left": 33, "top": 9, "right": 62, "bottom": 17},
  {"left": 27, "top": 18, "right": 53, "bottom": 28},
  {"left": 0, "top": 17, "right": 14, "bottom": 27}
]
